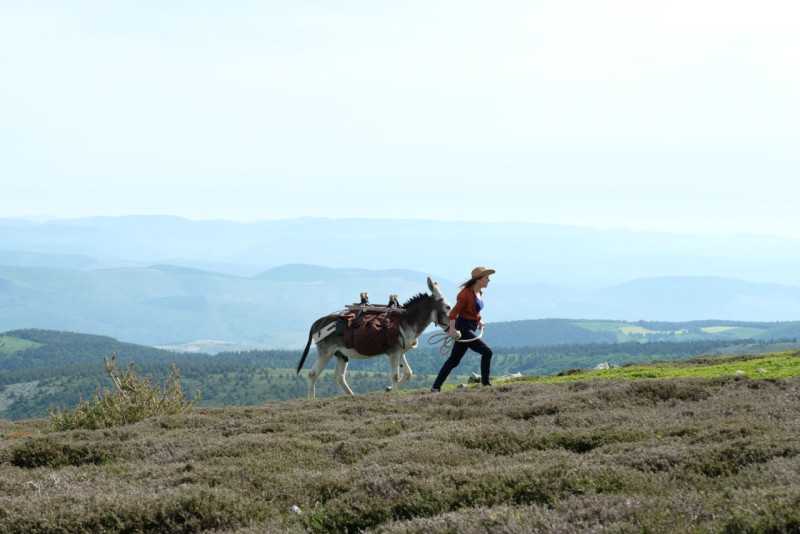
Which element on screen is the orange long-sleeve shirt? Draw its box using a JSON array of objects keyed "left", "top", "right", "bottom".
[{"left": 449, "top": 287, "right": 482, "bottom": 322}]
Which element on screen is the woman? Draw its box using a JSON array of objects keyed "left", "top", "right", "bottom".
[{"left": 431, "top": 266, "right": 495, "bottom": 391}]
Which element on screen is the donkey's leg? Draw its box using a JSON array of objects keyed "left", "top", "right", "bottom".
[
  {"left": 397, "top": 352, "right": 413, "bottom": 387},
  {"left": 333, "top": 355, "right": 355, "bottom": 396},
  {"left": 307, "top": 347, "right": 334, "bottom": 398},
  {"left": 386, "top": 352, "right": 403, "bottom": 392}
]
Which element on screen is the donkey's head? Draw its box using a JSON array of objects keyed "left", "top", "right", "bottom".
[{"left": 427, "top": 277, "right": 451, "bottom": 329}]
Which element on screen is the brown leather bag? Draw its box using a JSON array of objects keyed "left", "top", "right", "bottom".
[{"left": 341, "top": 310, "right": 401, "bottom": 356}]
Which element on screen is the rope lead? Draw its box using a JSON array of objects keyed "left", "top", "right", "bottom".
[{"left": 428, "top": 327, "right": 484, "bottom": 355}]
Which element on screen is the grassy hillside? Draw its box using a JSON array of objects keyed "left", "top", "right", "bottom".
[{"left": 1, "top": 352, "right": 799, "bottom": 532}]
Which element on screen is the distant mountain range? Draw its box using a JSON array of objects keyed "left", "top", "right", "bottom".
[
  {"left": 3, "top": 215, "right": 800, "bottom": 286},
  {"left": 1, "top": 216, "right": 799, "bottom": 349},
  {"left": 1, "top": 261, "right": 799, "bottom": 350}
]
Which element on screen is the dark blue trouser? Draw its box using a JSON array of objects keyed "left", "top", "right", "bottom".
[{"left": 432, "top": 317, "right": 493, "bottom": 389}]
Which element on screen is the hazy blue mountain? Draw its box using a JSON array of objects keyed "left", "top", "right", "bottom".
[
  {"left": 2, "top": 216, "right": 799, "bottom": 349},
  {"left": 2, "top": 216, "right": 799, "bottom": 286},
  {"left": 0, "top": 263, "right": 449, "bottom": 348},
  {"left": 1, "top": 261, "right": 799, "bottom": 349}
]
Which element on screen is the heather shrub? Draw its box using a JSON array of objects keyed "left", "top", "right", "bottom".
[
  {"left": 557, "top": 368, "right": 587, "bottom": 376},
  {"left": 455, "top": 424, "right": 538, "bottom": 455},
  {"left": 596, "top": 378, "right": 712, "bottom": 405},
  {"left": 535, "top": 428, "right": 640, "bottom": 453},
  {"left": 49, "top": 355, "right": 199, "bottom": 430},
  {"left": 7, "top": 436, "right": 111, "bottom": 468},
  {"left": 304, "top": 471, "right": 446, "bottom": 533},
  {"left": 127, "top": 489, "right": 253, "bottom": 533},
  {"left": 683, "top": 440, "right": 798, "bottom": 478},
  {"left": 0, "top": 488, "right": 254, "bottom": 534},
  {"left": 506, "top": 402, "right": 562, "bottom": 419}
]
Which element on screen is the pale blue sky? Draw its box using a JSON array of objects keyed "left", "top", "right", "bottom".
[{"left": 2, "top": 1, "right": 799, "bottom": 237}]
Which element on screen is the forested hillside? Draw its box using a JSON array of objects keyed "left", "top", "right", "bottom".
[{"left": 3, "top": 327, "right": 800, "bottom": 421}]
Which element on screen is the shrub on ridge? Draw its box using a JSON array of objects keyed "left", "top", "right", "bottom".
[{"left": 49, "top": 354, "right": 199, "bottom": 430}]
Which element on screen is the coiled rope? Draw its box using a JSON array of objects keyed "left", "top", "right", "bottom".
[{"left": 428, "top": 328, "right": 484, "bottom": 355}]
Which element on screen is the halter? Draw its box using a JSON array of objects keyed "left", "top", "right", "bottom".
[{"left": 435, "top": 300, "right": 451, "bottom": 329}]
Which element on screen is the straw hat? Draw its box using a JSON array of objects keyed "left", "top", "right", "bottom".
[{"left": 470, "top": 266, "right": 496, "bottom": 280}]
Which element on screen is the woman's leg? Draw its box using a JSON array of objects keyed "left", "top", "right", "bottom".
[
  {"left": 466, "top": 338, "right": 493, "bottom": 385},
  {"left": 432, "top": 342, "right": 469, "bottom": 390}
]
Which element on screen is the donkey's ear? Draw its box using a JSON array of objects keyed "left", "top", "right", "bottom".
[{"left": 427, "top": 277, "right": 437, "bottom": 292}]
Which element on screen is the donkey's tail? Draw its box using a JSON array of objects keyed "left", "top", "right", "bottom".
[{"left": 296, "top": 325, "right": 315, "bottom": 374}]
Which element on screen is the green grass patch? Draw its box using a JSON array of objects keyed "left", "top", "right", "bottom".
[
  {"left": 424, "top": 352, "right": 800, "bottom": 392},
  {"left": 574, "top": 321, "right": 626, "bottom": 333},
  {"left": 529, "top": 352, "right": 800, "bottom": 384},
  {"left": 0, "top": 336, "right": 42, "bottom": 356},
  {"left": 696, "top": 325, "right": 765, "bottom": 338}
]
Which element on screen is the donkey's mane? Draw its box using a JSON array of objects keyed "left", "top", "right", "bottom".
[
  {"left": 402, "top": 292, "right": 430, "bottom": 308},
  {"left": 401, "top": 292, "right": 436, "bottom": 327}
]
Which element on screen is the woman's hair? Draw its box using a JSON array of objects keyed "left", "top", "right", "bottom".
[{"left": 460, "top": 278, "right": 479, "bottom": 289}]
